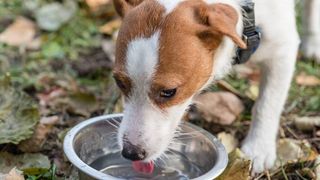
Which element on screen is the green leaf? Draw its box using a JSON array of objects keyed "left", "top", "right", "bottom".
[
  {"left": 0, "top": 75, "right": 39, "bottom": 144},
  {"left": 0, "top": 152, "right": 50, "bottom": 173},
  {"left": 42, "top": 42, "right": 65, "bottom": 59}
]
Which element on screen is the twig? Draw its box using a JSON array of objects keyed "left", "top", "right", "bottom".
[
  {"left": 217, "top": 80, "right": 244, "bottom": 98},
  {"left": 254, "top": 173, "right": 265, "bottom": 180},
  {"left": 265, "top": 170, "right": 271, "bottom": 180},
  {"left": 281, "top": 160, "right": 289, "bottom": 180},
  {"left": 285, "top": 125, "right": 301, "bottom": 139},
  {"left": 295, "top": 170, "right": 308, "bottom": 180}
]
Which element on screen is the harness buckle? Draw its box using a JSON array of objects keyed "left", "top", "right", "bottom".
[
  {"left": 233, "top": 0, "right": 261, "bottom": 65},
  {"left": 234, "top": 27, "right": 261, "bottom": 65}
]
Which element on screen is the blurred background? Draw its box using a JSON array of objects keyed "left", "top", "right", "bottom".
[{"left": 0, "top": 0, "right": 319, "bottom": 179}]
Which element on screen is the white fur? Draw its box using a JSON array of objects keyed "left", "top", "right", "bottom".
[
  {"left": 119, "top": 31, "right": 193, "bottom": 161},
  {"left": 301, "top": 0, "right": 320, "bottom": 62},
  {"left": 126, "top": 32, "right": 160, "bottom": 82},
  {"left": 239, "top": 0, "right": 300, "bottom": 173}
]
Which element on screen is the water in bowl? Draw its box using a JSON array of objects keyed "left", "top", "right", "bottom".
[{"left": 90, "top": 150, "right": 204, "bottom": 180}]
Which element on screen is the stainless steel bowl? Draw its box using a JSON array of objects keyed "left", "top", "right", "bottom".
[{"left": 63, "top": 114, "right": 228, "bottom": 180}]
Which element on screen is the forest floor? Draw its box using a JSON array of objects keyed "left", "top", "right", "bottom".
[{"left": 0, "top": 0, "right": 319, "bottom": 179}]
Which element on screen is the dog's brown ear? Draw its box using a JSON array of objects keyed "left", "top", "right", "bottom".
[
  {"left": 113, "top": 0, "right": 145, "bottom": 17},
  {"left": 196, "top": 3, "right": 246, "bottom": 49}
]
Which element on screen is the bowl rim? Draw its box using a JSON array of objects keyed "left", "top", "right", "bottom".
[{"left": 63, "top": 114, "right": 228, "bottom": 180}]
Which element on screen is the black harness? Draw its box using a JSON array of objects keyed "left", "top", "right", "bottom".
[{"left": 233, "top": 1, "right": 261, "bottom": 64}]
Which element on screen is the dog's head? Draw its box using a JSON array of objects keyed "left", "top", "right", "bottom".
[{"left": 112, "top": 0, "right": 245, "bottom": 161}]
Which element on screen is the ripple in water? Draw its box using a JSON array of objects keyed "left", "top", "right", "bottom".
[{"left": 90, "top": 150, "right": 203, "bottom": 180}]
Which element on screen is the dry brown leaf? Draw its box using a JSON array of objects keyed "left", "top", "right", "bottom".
[
  {"left": 193, "top": 92, "right": 244, "bottom": 125},
  {"left": 100, "top": 19, "right": 121, "bottom": 35},
  {"left": 18, "top": 123, "right": 53, "bottom": 152},
  {"left": 37, "top": 88, "right": 66, "bottom": 106},
  {"left": 217, "top": 132, "right": 239, "bottom": 153},
  {"left": 294, "top": 116, "right": 320, "bottom": 131},
  {"left": 0, "top": 168, "right": 24, "bottom": 180},
  {"left": 295, "top": 72, "right": 320, "bottom": 86},
  {"left": 276, "top": 138, "right": 318, "bottom": 168},
  {"left": 216, "top": 149, "right": 252, "bottom": 180},
  {"left": 40, "top": 115, "right": 59, "bottom": 125},
  {"left": 0, "top": 17, "right": 36, "bottom": 46},
  {"left": 85, "top": 0, "right": 111, "bottom": 11}
]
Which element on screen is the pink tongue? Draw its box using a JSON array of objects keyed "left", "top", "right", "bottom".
[{"left": 132, "top": 161, "right": 154, "bottom": 174}]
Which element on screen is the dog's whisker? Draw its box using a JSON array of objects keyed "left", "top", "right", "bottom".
[
  {"left": 106, "top": 120, "right": 119, "bottom": 129},
  {"left": 169, "top": 142, "right": 188, "bottom": 147},
  {"left": 109, "top": 117, "right": 121, "bottom": 125}
]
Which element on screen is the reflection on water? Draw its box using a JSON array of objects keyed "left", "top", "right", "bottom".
[{"left": 90, "top": 150, "right": 203, "bottom": 180}]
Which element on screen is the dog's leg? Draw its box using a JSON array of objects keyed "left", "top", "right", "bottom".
[
  {"left": 241, "top": 42, "right": 299, "bottom": 173},
  {"left": 301, "top": 0, "right": 320, "bottom": 62}
]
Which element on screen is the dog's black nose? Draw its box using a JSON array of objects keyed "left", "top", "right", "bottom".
[{"left": 121, "top": 141, "right": 146, "bottom": 161}]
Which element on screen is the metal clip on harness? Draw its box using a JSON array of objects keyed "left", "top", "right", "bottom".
[{"left": 233, "top": 1, "right": 261, "bottom": 64}]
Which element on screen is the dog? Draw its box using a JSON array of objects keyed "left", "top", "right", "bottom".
[{"left": 111, "top": 0, "right": 318, "bottom": 174}]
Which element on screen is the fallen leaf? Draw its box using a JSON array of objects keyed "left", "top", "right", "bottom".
[
  {"left": 100, "top": 19, "right": 121, "bottom": 35},
  {"left": 217, "top": 132, "right": 238, "bottom": 153},
  {"left": 193, "top": 92, "right": 244, "bottom": 125},
  {"left": 0, "top": 17, "right": 36, "bottom": 46},
  {"left": 294, "top": 116, "right": 320, "bottom": 131},
  {"left": 26, "top": 36, "right": 42, "bottom": 50},
  {"left": 245, "top": 84, "right": 259, "bottom": 100},
  {"left": 216, "top": 148, "right": 252, "bottom": 180},
  {"left": 40, "top": 115, "right": 59, "bottom": 125},
  {"left": 276, "top": 139, "right": 318, "bottom": 168},
  {"left": 71, "top": 47, "right": 113, "bottom": 76},
  {"left": 51, "top": 91, "right": 99, "bottom": 117},
  {"left": 277, "top": 139, "right": 303, "bottom": 165},
  {"left": 35, "top": 1, "right": 77, "bottom": 31},
  {"left": 37, "top": 88, "right": 66, "bottom": 106},
  {"left": 300, "top": 167, "right": 316, "bottom": 179},
  {"left": 295, "top": 72, "right": 320, "bottom": 86},
  {"left": 0, "top": 168, "right": 24, "bottom": 180},
  {"left": 18, "top": 123, "right": 53, "bottom": 152},
  {"left": 0, "top": 75, "right": 39, "bottom": 144},
  {"left": 67, "top": 92, "right": 99, "bottom": 117},
  {"left": 85, "top": 0, "right": 111, "bottom": 12},
  {"left": 0, "top": 152, "right": 50, "bottom": 173},
  {"left": 315, "top": 156, "right": 320, "bottom": 179},
  {"left": 23, "top": 0, "right": 40, "bottom": 11}
]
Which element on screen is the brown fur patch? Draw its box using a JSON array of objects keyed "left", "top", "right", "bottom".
[
  {"left": 113, "top": 0, "right": 165, "bottom": 95},
  {"left": 150, "top": 0, "right": 218, "bottom": 108},
  {"left": 113, "top": 0, "right": 244, "bottom": 109},
  {"left": 113, "top": 0, "right": 146, "bottom": 17}
]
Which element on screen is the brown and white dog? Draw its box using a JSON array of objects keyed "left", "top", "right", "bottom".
[{"left": 112, "top": 0, "right": 302, "bottom": 173}]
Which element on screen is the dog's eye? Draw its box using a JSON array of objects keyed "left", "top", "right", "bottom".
[{"left": 160, "top": 88, "right": 177, "bottom": 98}]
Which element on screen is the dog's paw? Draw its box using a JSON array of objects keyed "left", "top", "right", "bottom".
[
  {"left": 241, "top": 137, "right": 276, "bottom": 174},
  {"left": 301, "top": 36, "right": 320, "bottom": 63}
]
